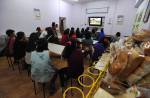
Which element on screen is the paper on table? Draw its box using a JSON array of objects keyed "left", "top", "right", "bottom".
[
  {"left": 94, "top": 53, "right": 110, "bottom": 70},
  {"left": 77, "top": 38, "right": 98, "bottom": 45},
  {"left": 48, "top": 43, "right": 65, "bottom": 55},
  {"left": 95, "top": 61, "right": 105, "bottom": 70},
  {"left": 93, "top": 40, "right": 98, "bottom": 44}
]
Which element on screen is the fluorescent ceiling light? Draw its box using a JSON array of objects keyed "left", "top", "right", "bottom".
[{"left": 72, "top": 0, "right": 79, "bottom": 2}]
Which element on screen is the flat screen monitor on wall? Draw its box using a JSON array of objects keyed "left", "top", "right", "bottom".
[{"left": 89, "top": 17, "right": 102, "bottom": 26}]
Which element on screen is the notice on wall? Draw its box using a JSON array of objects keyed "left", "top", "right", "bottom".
[
  {"left": 117, "top": 15, "right": 124, "bottom": 25},
  {"left": 34, "top": 8, "right": 41, "bottom": 20}
]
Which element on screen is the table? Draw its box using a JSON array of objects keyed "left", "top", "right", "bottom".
[
  {"left": 48, "top": 43, "right": 65, "bottom": 58},
  {"left": 94, "top": 53, "right": 110, "bottom": 70},
  {"left": 115, "top": 92, "right": 136, "bottom": 98},
  {"left": 94, "top": 88, "right": 114, "bottom": 98}
]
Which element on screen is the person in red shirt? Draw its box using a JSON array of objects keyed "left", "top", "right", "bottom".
[
  {"left": 61, "top": 28, "right": 70, "bottom": 46},
  {"left": 60, "top": 39, "right": 84, "bottom": 87},
  {"left": 5, "top": 29, "right": 16, "bottom": 57},
  {"left": 69, "top": 27, "right": 77, "bottom": 40}
]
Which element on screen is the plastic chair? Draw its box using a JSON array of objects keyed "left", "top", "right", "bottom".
[
  {"left": 6, "top": 56, "right": 14, "bottom": 70},
  {"left": 62, "top": 73, "right": 84, "bottom": 96},
  {"left": 32, "top": 80, "right": 46, "bottom": 98}
]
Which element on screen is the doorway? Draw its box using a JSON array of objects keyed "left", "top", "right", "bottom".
[{"left": 59, "top": 17, "right": 66, "bottom": 33}]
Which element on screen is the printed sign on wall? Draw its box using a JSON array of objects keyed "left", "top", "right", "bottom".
[{"left": 34, "top": 8, "right": 41, "bottom": 20}]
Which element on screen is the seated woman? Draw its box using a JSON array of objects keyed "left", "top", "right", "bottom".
[
  {"left": 69, "top": 27, "right": 77, "bottom": 40},
  {"left": 31, "top": 38, "right": 57, "bottom": 93},
  {"left": 13, "top": 32, "right": 27, "bottom": 62},
  {"left": 92, "top": 37, "right": 110, "bottom": 63},
  {"left": 36, "top": 27, "right": 42, "bottom": 38},
  {"left": 76, "top": 28, "right": 81, "bottom": 38},
  {"left": 112, "top": 32, "right": 121, "bottom": 42},
  {"left": 91, "top": 28, "right": 98, "bottom": 40},
  {"left": 25, "top": 33, "right": 38, "bottom": 71},
  {"left": 82, "top": 32, "right": 93, "bottom": 58},
  {"left": 5, "top": 29, "right": 16, "bottom": 57},
  {"left": 61, "top": 28, "right": 70, "bottom": 46},
  {"left": 82, "top": 32, "right": 93, "bottom": 45},
  {"left": 80, "top": 28, "right": 85, "bottom": 38},
  {"left": 59, "top": 39, "right": 84, "bottom": 87},
  {"left": 45, "top": 27, "right": 59, "bottom": 44}
]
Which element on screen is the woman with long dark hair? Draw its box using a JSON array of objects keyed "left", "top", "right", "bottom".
[
  {"left": 59, "top": 39, "right": 84, "bottom": 87},
  {"left": 13, "top": 31, "right": 27, "bottom": 61},
  {"left": 69, "top": 27, "right": 77, "bottom": 39},
  {"left": 61, "top": 28, "right": 70, "bottom": 46},
  {"left": 25, "top": 33, "right": 38, "bottom": 71},
  {"left": 31, "top": 38, "right": 56, "bottom": 94}
]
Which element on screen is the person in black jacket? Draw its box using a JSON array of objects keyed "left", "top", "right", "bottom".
[{"left": 13, "top": 32, "right": 27, "bottom": 62}]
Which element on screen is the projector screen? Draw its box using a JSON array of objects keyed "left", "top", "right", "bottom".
[{"left": 89, "top": 17, "right": 102, "bottom": 26}]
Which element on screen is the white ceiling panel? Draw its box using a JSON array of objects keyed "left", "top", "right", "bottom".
[{"left": 63, "top": 0, "right": 108, "bottom": 3}]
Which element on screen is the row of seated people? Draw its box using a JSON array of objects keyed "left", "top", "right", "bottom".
[
  {"left": 0, "top": 25, "right": 114, "bottom": 95},
  {"left": 1, "top": 26, "right": 112, "bottom": 68},
  {"left": 2, "top": 29, "right": 84, "bottom": 95}
]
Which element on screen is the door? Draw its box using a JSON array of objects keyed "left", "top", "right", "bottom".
[{"left": 59, "top": 17, "right": 66, "bottom": 33}]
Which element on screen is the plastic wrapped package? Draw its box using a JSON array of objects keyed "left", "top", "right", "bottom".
[
  {"left": 144, "top": 41, "right": 150, "bottom": 56},
  {"left": 126, "top": 85, "right": 150, "bottom": 98},
  {"left": 127, "top": 56, "right": 150, "bottom": 85},
  {"left": 132, "top": 29, "right": 150, "bottom": 42},
  {"left": 119, "top": 49, "right": 145, "bottom": 79},
  {"left": 133, "top": 46, "right": 143, "bottom": 55},
  {"left": 137, "top": 85, "right": 150, "bottom": 98},
  {"left": 109, "top": 50, "right": 128, "bottom": 76},
  {"left": 110, "top": 43, "right": 117, "bottom": 58},
  {"left": 124, "top": 37, "right": 134, "bottom": 49}
]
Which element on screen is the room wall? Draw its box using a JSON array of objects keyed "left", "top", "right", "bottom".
[
  {"left": 70, "top": 4, "right": 85, "bottom": 28},
  {"left": 112, "top": 0, "right": 137, "bottom": 36},
  {"left": 83, "top": 0, "right": 115, "bottom": 35},
  {"left": 71, "top": 0, "right": 137, "bottom": 36},
  {"left": 0, "top": 0, "right": 72, "bottom": 36},
  {"left": 0, "top": 0, "right": 140, "bottom": 36}
]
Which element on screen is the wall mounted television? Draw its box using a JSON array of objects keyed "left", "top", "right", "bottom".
[{"left": 89, "top": 17, "right": 103, "bottom": 26}]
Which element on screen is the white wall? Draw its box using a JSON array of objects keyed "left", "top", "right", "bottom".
[
  {"left": 70, "top": 4, "right": 85, "bottom": 28},
  {"left": 71, "top": 0, "right": 137, "bottom": 36},
  {"left": 0, "top": 0, "right": 139, "bottom": 36},
  {"left": 0, "top": 0, "right": 72, "bottom": 36},
  {"left": 80, "top": 0, "right": 113, "bottom": 34},
  {"left": 112, "top": 0, "right": 137, "bottom": 36}
]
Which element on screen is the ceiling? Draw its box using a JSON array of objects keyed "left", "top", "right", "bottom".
[{"left": 63, "top": 0, "right": 108, "bottom": 3}]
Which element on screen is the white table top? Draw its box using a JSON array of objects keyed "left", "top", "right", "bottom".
[
  {"left": 94, "top": 53, "right": 110, "bottom": 70},
  {"left": 48, "top": 43, "right": 65, "bottom": 55},
  {"left": 94, "top": 88, "right": 114, "bottom": 98},
  {"left": 77, "top": 38, "right": 98, "bottom": 45},
  {"left": 93, "top": 40, "right": 99, "bottom": 44},
  {"left": 94, "top": 61, "right": 105, "bottom": 70}
]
